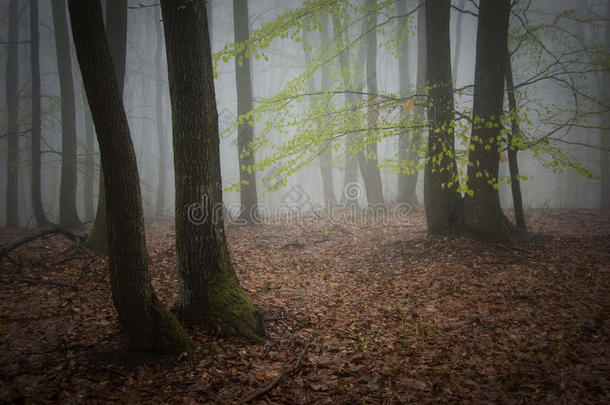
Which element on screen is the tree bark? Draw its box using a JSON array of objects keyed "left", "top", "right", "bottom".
[
  {"left": 82, "top": 89, "right": 95, "bottom": 221},
  {"left": 233, "top": 0, "right": 259, "bottom": 221},
  {"left": 334, "top": 13, "right": 360, "bottom": 208},
  {"left": 30, "top": 0, "right": 49, "bottom": 227},
  {"left": 6, "top": 0, "right": 19, "bottom": 228},
  {"left": 396, "top": 0, "right": 418, "bottom": 206},
  {"left": 161, "top": 0, "right": 265, "bottom": 340},
  {"left": 155, "top": 6, "right": 167, "bottom": 217},
  {"left": 85, "top": 0, "right": 128, "bottom": 249},
  {"left": 424, "top": 0, "right": 459, "bottom": 236},
  {"left": 51, "top": 0, "right": 80, "bottom": 228},
  {"left": 462, "top": 0, "right": 515, "bottom": 242},
  {"left": 505, "top": 48, "right": 526, "bottom": 230},
  {"left": 601, "top": 0, "right": 610, "bottom": 210},
  {"left": 319, "top": 13, "right": 335, "bottom": 206},
  {"left": 360, "top": 0, "right": 385, "bottom": 208},
  {"left": 67, "top": 0, "right": 193, "bottom": 355}
]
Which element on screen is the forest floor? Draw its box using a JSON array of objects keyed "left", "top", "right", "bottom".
[{"left": 0, "top": 208, "right": 609, "bottom": 404}]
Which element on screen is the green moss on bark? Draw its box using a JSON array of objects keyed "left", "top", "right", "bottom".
[
  {"left": 150, "top": 298, "right": 194, "bottom": 356},
  {"left": 206, "top": 249, "right": 265, "bottom": 341}
]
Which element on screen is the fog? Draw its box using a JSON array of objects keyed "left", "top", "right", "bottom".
[{"left": 0, "top": 0, "right": 607, "bottom": 227}]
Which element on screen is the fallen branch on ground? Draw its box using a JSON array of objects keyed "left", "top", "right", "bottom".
[
  {"left": 0, "top": 226, "right": 87, "bottom": 264},
  {"left": 241, "top": 336, "right": 315, "bottom": 403}
]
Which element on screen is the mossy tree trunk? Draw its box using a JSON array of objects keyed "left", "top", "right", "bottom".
[
  {"left": 51, "top": 0, "right": 80, "bottom": 228},
  {"left": 424, "top": 0, "right": 460, "bottom": 236},
  {"left": 601, "top": 0, "right": 610, "bottom": 210},
  {"left": 85, "top": 0, "right": 127, "bottom": 249},
  {"left": 6, "top": 0, "right": 20, "bottom": 228},
  {"left": 160, "top": 0, "right": 265, "bottom": 341},
  {"left": 462, "top": 0, "right": 515, "bottom": 243},
  {"left": 233, "top": 0, "right": 259, "bottom": 222},
  {"left": 68, "top": 0, "right": 193, "bottom": 355}
]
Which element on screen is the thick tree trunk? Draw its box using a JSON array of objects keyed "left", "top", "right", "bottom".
[
  {"left": 424, "top": 0, "right": 459, "bottom": 236},
  {"left": 361, "top": 0, "right": 385, "bottom": 208},
  {"left": 68, "top": 0, "right": 193, "bottom": 354},
  {"left": 601, "top": 0, "right": 610, "bottom": 210},
  {"left": 233, "top": 0, "right": 259, "bottom": 222},
  {"left": 462, "top": 0, "right": 514, "bottom": 242},
  {"left": 6, "top": 0, "right": 19, "bottom": 228},
  {"left": 51, "top": 0, "right": 80, "bottom": 228},
  {"left": 85, "top": 0, "right": 127, "bottom": 248},
  {"left": 505, "top": 48, "right": 526, "bottom": 230},
  {"left": 396, "top": 0, "right": 418, "bottom": 206},
  {"left": 155, "top": 6, "right": 167, "bottom": 217},
  {"left": 161, "top": 0, "right": 265, "bottom": 340},
  {"left": 30, "top": 0, "right": 49, "bottom": 227}
]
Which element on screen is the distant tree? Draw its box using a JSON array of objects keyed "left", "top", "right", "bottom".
[
  {"left": 81, "top": 90, "right": 95, "bottom": 221},
  {"left": 424, "top": 0, "right": 460, "bottom": 236},
  {"left": 160, "top": 0, "right": 265, "bottom": 340},
  {"left": 5, "top": 0, "right": 19, "bottom": 227},
  {"left": 396, "top": 0, "right": 418, "bottom": 206},
  {"left": 67, "top": 0, "right": 193, "bottom": 354},
  {"left": 359, "top": 0, "right": 385, "bottom": 208},
  {"left": 452, "top": 0, "right": 466, "bottom": 83},
  {"left": 233, "top": 0, "right": 259, "bottom": 221},
  {"left": 85, "top": 0, "right": 127, "bottom": 249},
  {"left": 51, "top": 0, "right": 80, "bottom": 228},
  {"left": 155, "top": 6, "right": 167, "bottom": 217},
  {"left": 461, "top": 0, "right": 515, "bottom": 242}
]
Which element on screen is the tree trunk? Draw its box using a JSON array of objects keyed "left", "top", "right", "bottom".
[
  {"left": 6, "top": 0, "right": 19, "bottom": 228},
  {"left": 319, "top": 13, "right": 335, "bottom": 206},
  {"left": 85, "top": 0, "right": 127, "bottom": 248},
  {"left": 452, "top": 0, "right": 466, "bottom": 83},
  {"left": 51, "top": 0, "right": 80, "bottom": 228},
  {"left": 155, "top": 6, "right": 167, "bottom": 217},
  {"left": 396, "top": 0, "right": 418, "bottom": 206},
  {"left": 67, "top": 0, "right": 193, "bottom": 355},
  {"left": 82, "top": 89, "right": 95, "bottom": 221},
  {"left": 361, "top": 0, "right": 385, "bottom": 208},
  {"left": 424, "top": 0, "right": 459, "bottom": 236},
  {"left": 505, "top": 48, "right": 526, "bottom": 230},
  {"left": 233, "top": 0, "right": 259, "bottom": 222},
  {"left": 462, "top": 0, "right": 514, "bottom": 242},
  {"left": 30, "top": 0, "right": 50, "bottom": 227},
  {"left": 601, "top": 0, "right": 610, "bottom": 210},
  {"left": 161, "top": 0, "right": 265, "bottom": 340},
  {"left": 334, "top": 13, "right": 359, "bottom": 208}
]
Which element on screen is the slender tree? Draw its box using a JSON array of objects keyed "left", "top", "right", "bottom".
[
  {"left": 67, "top": 0, "right": 193, "bottom": 354},
  {"left": 359, "top": 0, "right": 385, "bottom": 208},
  {"left": 601, "top": 0, "right": 610, "bottom": 210},
  {"left": 30, "top": 0, "right": 49, "bottom": 226},
  {"left": 233, "top": 0, "right": 259, "bottom": 221},
  {"left": 82, "top": 89, "right": 95, "bottom": 221},
  {"left": 5, "top": 0, "right": 19, "bottom": 227},
  {"left": 160, "top": 0, "right": 265, "bottom": 340},
  {"left": 319, "top": 13, "right": 335, "bottom": 205},
  {"left": 51, "top": 0, "right": 80, "bottom": 228},
  {"left": 452, "top": 0, "right": 466, "bottom": 83},
  {"left": 396, "top": 0, "right": 418, "bottom": 206},
  {"left": 424, "top": 0, "right": 460, "bottom": 236},
  {"left": 462, "top": 0, "right": 515, "bottom": 242},
  {"left": 85, "top": 0, "right": 128, "bottom": 249},
  {"left": 155, "top": 6, "right": 167, "bottom": 217},
  {"left": 505, "top": 48, "right": 526, "bottom": 230}
]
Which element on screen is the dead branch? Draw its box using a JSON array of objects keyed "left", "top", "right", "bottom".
[
  {"left": 241, "top": 336, "right": 314, "bottom": 403},
  {"left": 0, "top": 226, "right": 87, "bottom": 263}
]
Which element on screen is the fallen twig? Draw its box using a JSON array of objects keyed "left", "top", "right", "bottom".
[
  {"left": 241, "top": 336, "right": 315, "bottom": 403},
  {"left": 0, "top": 226, "right": 87, "bottom": 264}
]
